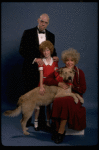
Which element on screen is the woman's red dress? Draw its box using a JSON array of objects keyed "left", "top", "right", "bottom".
[{"left": 52, "top": 66, "right": 86, "bottom": 131}]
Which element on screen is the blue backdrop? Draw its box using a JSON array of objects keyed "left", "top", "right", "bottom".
[
  {"left": 1, "top": 2, "right": 98, "bottom": 146},
  {"left": 1, "top": 2, "right": 98, "bottom": 108}
]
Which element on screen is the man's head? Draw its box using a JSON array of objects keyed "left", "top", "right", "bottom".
[{"left": 37, "top": 13, "right": 49, "bottom": 31}]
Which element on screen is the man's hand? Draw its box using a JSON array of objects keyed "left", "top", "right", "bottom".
[
  {"left": 35, "top": 58, "right": 44, "bottom": 66},
  {"left": 53, "top": 56, "right": 59, "bottom": 62},
  {"left": 58, "top": 82, "right": 69, "bottom": 90}
]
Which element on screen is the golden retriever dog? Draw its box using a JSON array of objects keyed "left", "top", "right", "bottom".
[{"left": 3, "top": 68, "right": 84, "bottom": 135}]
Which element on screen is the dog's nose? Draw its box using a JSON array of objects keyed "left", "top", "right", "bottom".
[{"left": 68, "top": 76, "right": 72, "bottom": 80}]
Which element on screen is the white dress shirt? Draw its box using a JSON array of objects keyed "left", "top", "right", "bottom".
[{"left": 38, "top": 32, "right": 46, "bottom": 45}]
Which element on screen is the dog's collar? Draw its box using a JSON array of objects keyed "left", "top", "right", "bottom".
[{"left": 64, "top": 80, "right": 73, "bottom": 86}]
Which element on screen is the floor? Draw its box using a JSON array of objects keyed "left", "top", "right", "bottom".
[{"left": 1, "top": 102, "right": 98, "bottom": 146}]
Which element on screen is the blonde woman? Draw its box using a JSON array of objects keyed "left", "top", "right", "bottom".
[{"left": 51, "top": 48, "right": 86, "bottom": 144}]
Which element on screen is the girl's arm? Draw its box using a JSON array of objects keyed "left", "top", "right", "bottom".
[
  {"left": 40, "top": 70, "right": 43, "bottom": 88},
  {"left": 39, "top": 70, "right": 45, "bottom": 95}
]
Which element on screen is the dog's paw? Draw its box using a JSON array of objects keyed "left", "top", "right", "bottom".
[
  {"left": 23, "top": 131, "right": 30, "bottom": 135},
  {"left": 74, "top": 98, "right": 78, "bottom": 104},
  {"left": 80, "top": 98, "right": 84, "bottom": 104},
  {"left": 26, "top": 127, "right": 28, "bottom": 131}
]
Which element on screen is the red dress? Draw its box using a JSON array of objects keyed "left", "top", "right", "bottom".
[
  {"left": 52, "top": 66, "right": 86, "bottom": 131},
  {"left": 38, "top": 57, "right": 60, "bottom": 86}
]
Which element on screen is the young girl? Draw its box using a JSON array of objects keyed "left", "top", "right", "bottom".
[{"left": 34, "top": 40, "right": 61, "bottom": 131}]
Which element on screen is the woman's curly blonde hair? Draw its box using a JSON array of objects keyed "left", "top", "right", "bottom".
[
  {"left": 61, "top": 48, "right": 80, "bottom": 65},
  {"left": 39, "top": 40, "right": 54, "bottom": 57}
]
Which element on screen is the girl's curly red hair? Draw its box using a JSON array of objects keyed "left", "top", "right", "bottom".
[{"left": 39, "top": 40, "right": 54, "bottom": 57}]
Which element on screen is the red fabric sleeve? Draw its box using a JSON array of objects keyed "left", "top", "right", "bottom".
[
  {"left": 54, "top": 62, "right": 63, "bottom": 82},
  {"left": 56, "top": 75, "right": 63, "bottom": 82},
  {"left": 72, "top": 69, "right": 86, "bottom": 95},
  {"left": 44, "top": 78, "right": 59, "bottom": 86}
]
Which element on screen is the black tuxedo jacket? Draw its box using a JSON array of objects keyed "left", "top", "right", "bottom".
[{"left": 19, "top": 26, "right": 57, "bottom": 74}]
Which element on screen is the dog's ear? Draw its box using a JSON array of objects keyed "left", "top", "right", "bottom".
[
  {"left": 73, "top": 69, "right": 76, "bottom": 73},
  {"left": 57, "top": 68, "right": 63, "bottom": 74}
]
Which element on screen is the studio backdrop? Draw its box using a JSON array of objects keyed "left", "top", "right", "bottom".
[{"left": 1, "top": 2, "right": 98, "bottom": 112}]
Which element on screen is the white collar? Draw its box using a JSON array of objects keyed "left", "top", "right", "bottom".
[{"left": 43, "top": 57, "right": 53, "bottom": 66}]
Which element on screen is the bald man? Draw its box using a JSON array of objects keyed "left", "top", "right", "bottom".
[{"left": 19, "top": 14, "right": 58, "bottom": 129}]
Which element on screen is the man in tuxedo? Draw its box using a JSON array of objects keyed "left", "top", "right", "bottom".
[{"left": 19, "top": 14, "right": 58, "bottom": 129}]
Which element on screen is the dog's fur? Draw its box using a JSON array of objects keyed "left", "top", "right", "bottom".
[{"left": 4, "top": 68, "right": 84, "bottom": 135}]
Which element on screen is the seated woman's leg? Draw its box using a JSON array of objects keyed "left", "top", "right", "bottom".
[
  {"left": 58, "top": 119, "right": 67, "bottom": 134},
  {"left": 51, "top": 96, "right": 76, "bottom": 143},
  {"left": 51, "top": 97, "right": 68, "bottom": 143}
]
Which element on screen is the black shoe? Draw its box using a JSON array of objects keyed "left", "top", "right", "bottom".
[
  {"left": 34, "top": 127, "right": 40, "bottom": 131},
  {"left": 54, "top": 131, "right": 66, "bottom": 144}
]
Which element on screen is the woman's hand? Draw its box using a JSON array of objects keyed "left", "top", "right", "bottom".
[
  {"left": 58, "top": 82, "right": 69, "bottom": 90},
  {"left": 39, "top": 86, "right": 45, "bottom": 95},
  {"left": 53, "top": 56, "right": 59, "bottom": 62}
]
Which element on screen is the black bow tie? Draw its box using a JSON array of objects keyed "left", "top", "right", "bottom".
[{"left": 37, "top": 29, "right": 45, "bottom": 34}]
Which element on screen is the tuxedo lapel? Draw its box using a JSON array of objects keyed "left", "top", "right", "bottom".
[
  {"left": 34, "top": 27, "right": 39, "bottom": 46},
  {"left": 46, "top": 29, "right": 49, "bottom": 40},
  {"left": 28, "top": 27, "right": 39, "bottom": 47}
]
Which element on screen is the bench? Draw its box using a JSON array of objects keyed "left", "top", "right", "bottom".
[{"left": 65, "top": 125, "right": 84, "bottom": 135}]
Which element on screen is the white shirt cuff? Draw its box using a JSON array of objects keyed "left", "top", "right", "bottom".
[
  {"left": 32, "top": 58, "right": 37, "bottom": 64},
  {"left": 39, "top": 67, "right": 43, "bottom": 71}
]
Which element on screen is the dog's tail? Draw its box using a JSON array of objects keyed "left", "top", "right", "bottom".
[{"left": 3, "top": 105, "right": 21, "bottom": 117}]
